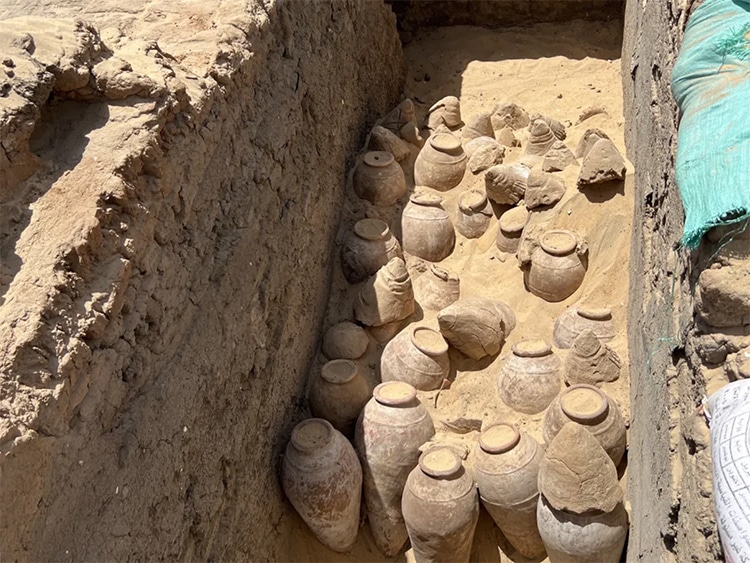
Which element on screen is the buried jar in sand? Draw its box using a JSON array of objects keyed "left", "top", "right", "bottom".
[
  {"left": 308, "top": 359, "right": 370, "bottom": 437},
  {"left": 498, "top": 339, "right": 561, "bottom": 414},
  {"left": 563, "top": 330, "right": 621, "bottom": 386},
  {"left": 402, "top": 192, "right": 455, "bottom": 262},
  {"left": 380, "top": 326, "right": 450, "bottom": 391},
  {"left": 426, "top": 95, "right": 462, "bottom": 130},
  {"left": 341, "top": 218, "right": 403, "bottom": 284},
  {"left": 472, "top": 423, "right": 546, "bottom": 559},
  {"left": 414, "top": 133, "right": 467, "bottom": 191},
  {"left": 496, "top": 205, "right": 529, "bottom": 254},
  {"left": 353, "top": 151, "right": 406, "bottom": 207},
  {"left": 526, "top": 229, "right": 587, "bottom": 302},
  {"left": 438, "top": 297, "right": 515, "bottom": 360},
  {"left": 413, "top": 264, "right": 460, "bottom": 311},
  {"left": 553, "top": 306, "right": 616, "bottom": 349},
  {"left": 321, "top": 321, "right": 369, "bottom": 360},
  {"left": 281, "top": 418, "right": 362, "bottom": 552},
  {"left": 543, "top": 384, "right": 627, "bottom": 466},
  {"left": 355, "top": 382, "right": 436, "bottom": 556},
  {"left": 402, "top": 447, "right": 479, "bottom": 563},
  {"left": 355, "top": 257, "right": 415, "bottom": 328},
  {"left": 455, "top": 190, "right": 493, "bottom": 239}
]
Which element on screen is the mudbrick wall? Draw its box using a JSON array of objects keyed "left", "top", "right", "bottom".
[
  {"left": 0, "top": 1, "right": 404, "bottom": 560},
  {"left": 623, "top": 0, "right": 723, "bottom": 560}
]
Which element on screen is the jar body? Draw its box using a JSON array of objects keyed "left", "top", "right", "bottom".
[
  {"left": 402, "top": 201, "right": 455, "bottom": 262},
  {"left": 309, "top": 364, "right": 370, "bottom": 437},
  {"left": 281, "top": 421, "right": 363, "bottom": 552},
  {"left": 455, "top": 201, "right": 492, "bottom": 239},
  {"left": 355, "top": 258, "right": 415, "bottom": 327},
  {"left": 498, "top": 350, "right": 562, "bottom": 414},
  {"left": 527, "top": 245, "right": 586, "bottom": 302},
  {"left": 497, "top": 226, "right": 523, "bottom": 253},
  {"left": 353, "top": 152, "right": 406, "bottom": 206},
  {"left": 537, "top": 496, "right": 627, "bottom": 563},
  {"left": 355, "top": 393, "right": 435, "bottom": 556},
  {"left": 413, "top": 266, "right": 460, "bottom": 311},
  {"left": 414, "top": 139, "right": 467, "bottom": 191},
  {"left": 341, "top": 223, "right": 403, "bottom": 284},
  {"left": 380, "top": 328, "right": 450, "bottom": 391},
  {"left": 553, "top": 307, "right": 615, "bottom": 349}
]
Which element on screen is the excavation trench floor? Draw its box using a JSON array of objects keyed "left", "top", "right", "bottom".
[{"left": 279, "top": 20, "right": 631, "bottom": 563}]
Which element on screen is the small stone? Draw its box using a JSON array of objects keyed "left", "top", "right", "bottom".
[
  {"left": 696, "top": 262, "right": 750, "bottom": 328},
  {"left": 577, "top": 139, "right": 627, "bottom": 186}
]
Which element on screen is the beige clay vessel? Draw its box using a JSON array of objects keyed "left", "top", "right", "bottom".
[{"left": 498, "top": 339, "right": 562, "bottom": 414}]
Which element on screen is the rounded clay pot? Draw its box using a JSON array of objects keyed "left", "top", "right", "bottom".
[
  {"left": 341, "top": 218, "right": 403, "bottom": 284},
  {"left": 381, "top": 326, "right": 450, "bottom": 391},
  {"left": 309, "top": 359, "right": 370, "bottom": 437},
  {"left": 455, "top": 190, "right": 493, "bottom": 239},
  {"left": 353, "top": 151, "right": 407, "bottom": 207},
  {"left": 498, "top": 339, "right": 562, "bottom": 415},
  {"left": 553, "top": 306, "right": 615, "bottom": 349},
  {"left": 496, "top": 205, "right": 529, "bottom": 254},
  {"left": 402, "top": 192, "right": 455, "bottom": 262},
  {"left": 526, "top": 230, "right": 586, "bottom": 302},
  {"left": 414, "top": 133, "right": 467, "bottom": 191},
  {"left": 413, "top": 264, "right": 460, "bottom": 311}
]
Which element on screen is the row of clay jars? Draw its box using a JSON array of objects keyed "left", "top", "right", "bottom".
[
  {"left": 498, "top": 340, "right": 561, "bottom": 414},
  {"left": 402, "top": 447, "right": 479, "bottom": 563},
  {"left": 472, "top": 423, "right": 546, "bottom": 558},
  {"left": 414, "top": 133, "right": 467, "bottom": 191},
  {"left": 341, "top": 218, "right": 403, "bottom": 284},
  {"left": 355, "top": 381, "right": 435, "bottom": 556},
  {"left": 526, "top": 230, "right": 587, "bottom": 302},
  {"left": 353, "top": 151, "right": 407, "bottom": 207},
  {"left": 381, "top": 326, "right": 450, "bottom": 391},
  {"left": 281, "top": 419, "right": 362, "bottom": 552},
  {"left": 402, "top": 192, "right": 455, "bottom": 262},
  {"left": 309, "top": 359, "right": 370, "bottom": 437}
]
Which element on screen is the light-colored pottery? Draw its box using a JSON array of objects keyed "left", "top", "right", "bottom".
[
  {"left": 543, "top": 141, "right": 578, "bottom": 172},
  {"left": 543, "top": 384, "right": 627, "bottom": 466},
  {"left": 496, "top": 205, "right": 529, "bottom": 254},
  {"left": 553, "top": 306, "right": 616, "bottom": 348},
  {"left": 563, "top": 330, "right": 621, "bottom": 386},
  {"left": 577, "top": 138, "right": 627, "bottom": 187},
  {"left": 485, "top": 164, "right": 530, "bottom": 205},
  {"left": 322, "top": 321, "right": 369, "bottom": 360},
  {"left": 466, "top": 136, "right": 505, "bottom": 173},
  {"left": 369, "top": 125, "right": 411, "bottom": 162},
  {"left": 381, "top": 326, "right": 450, "bottom": 391},
  {"left": 355, "top": 257, "right": 415, "bottom": 327},
  {"left": 353, "top": 151, "right": 406, "bottom": 207},
  {"left": 526, "top": 230, "right": 586, "bottom": 302},
  {"left": 382, "top": 98, "right": 418, "bottom": 134},
  {"left": 401, "top": 192, "right": 455, "bottom": 262},
  {"left": 414, "top": 133, "right": 467, "bottom": 191},
  {"left": 575, "top": 128, "right": 611, "bottom": 159},
  {"left": 472, "top": 423, "right": 546, "bottom": 558},
  {"left": 529, "top": 113, "right": 567, "bottom": 140},
  {"left": 341, "top": 218, "right": 403, "bottom": 284},
  {"left": 427, "top": 96, "right": 462, "bottom": 129},
  {"left": 402, "top": 447, "right": 479, "bottom": 563},
  {"left": 309, "top": 359, "right": 371, "bottom": 437},
  {"left": 356, "top": 381, "right": 436, "bottom": 556},
  {"left": 281, "top": 418, "right": 362, "bottom": 552},
  {"left": 455, "top": 190, "right": 493, "bottom": 239},
  {"left": 491, "top": 102, "right": 530, "bottom": 130},
  {"left": 525, "top": 171, "right": 566, "bottom": 209},
  {"left": 461, "top": 112, "right": 494, "bottom": 141},
  {"left": 413, "top": 264, "right": 461, "bottom": 311},
  {"left": 438, "top": 297, "right": 510, "bottom": 360},
  {"left": 498, "top": 339, "right": 561, "bottom": 414},
  {"left": 524, "top": 119, "right": 557, "bottom": 158}
]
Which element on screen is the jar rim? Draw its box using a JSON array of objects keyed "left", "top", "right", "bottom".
[
  {"left": 320, "top": 359, "right": 358, "bottom": 384},
  {"left": 419, "top": 447, "right": 462, "bottom": 478},
  {"left": 560, "top": 384, "right": 609, "bottom": 423},
  {"left": 459, "top": 189, "right": 488, "bottom": 212},
  {"left": 429, "top": 133, "right": 462, "bottom": 153},
  {"left": 410, "top": 191, "right": 443, "bottom": 207},
  {"left": 512, "top": 339, "right": 552, "bottom": 358},
  {"left": 290, "top": 418, "right": 333, "bottom": 453},
  {"left": 540, "top": 230, "right": 577, "bottom": 256},
  {"left": 354, "top": 218, "right": 390, "bottom": 241},
  {"left": 577, "top": 306, "right": 612, "bottom": 321},
  {"left": 410, "top": 326, "right": 449, "bottom": 357},
  {"left": 373, "top": 381, "right": 417, "bottom": 406},
  {"left": 480, "top": 422, "right": 521, "bottom": 454},
  {"left": 499, "top": 206, "right": 528, "bottom": 233},
  {"left": 363, "top": 151, "right": 395, "bottom": 168}
]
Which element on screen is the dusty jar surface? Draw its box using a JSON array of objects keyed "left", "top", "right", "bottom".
[
  {"left": 414, "top": 133, "right": 467, "bottom": 191},
  {"left": 381, "top": 326, "right": 450, "bottom": 391},
  {"left": 496, "top": 205, "right": 529, "bottom": 253},
  {"left": 353, "top": 150, "right": 407, "bottom": 206},
  {"left": 526, "top": 230, "right": 586, "bottom": 302},
  {"left": 498, "top": 339, "right": 562, "bottom": 414},
  {"left": 341, "top": 218, "right": 403, "bottom": 284},
  {"left": 455, "top": 189, "right": 493, "bottom": 239},
  {"left": 308, "top": 359, "right": 370, "bottom": 437},
  {"left": 401, "top": 192, "right": 455, "bottom": 262},
  {"left": 553, "top": 306, "right": 615, "bottom": 348}
]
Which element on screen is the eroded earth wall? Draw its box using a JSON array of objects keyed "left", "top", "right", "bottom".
[{"left": 0, "top": 2, "right": 404, "bottom": 560}]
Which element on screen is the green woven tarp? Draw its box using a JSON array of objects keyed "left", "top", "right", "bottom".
[{"left": 671, "top": 0, "right": 750, "bottom": 248}]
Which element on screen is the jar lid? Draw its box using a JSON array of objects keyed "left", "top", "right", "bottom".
[
  {"left": 354, "top": 218, "right": 390, "bottom": 241},
  {"left": 363, "top": 151, "right": 395, "bottom": 168},
  {"left": 540, "top": 230, "right": 577, "bottom": 256},
  {"left": 459, "top": 190, "right": 488, "bottom": 212},
  {"left": 373, "top": 381, "right": 417, "bottom": 406},
  {"left": 480, "top": 422, "right": 521, "bottom": 454},
  {"left": 512, "top": 339, "right": 552, "bottom": 358},
  {"left": 411, "top": 326, "right": 449, "bottom": 357},
  {"left": 291, "top": 418, "right": 333, "bottom": 453},
  {"left": 499, "top": 206, "right": 529, "bottom": 233},
  {"left": 320, "top": 359, "right": 358, "bottom": 384},
  {"left": 419, "top": 447, "right": 462, "bottom": 478},
  {"left": 429, "top": 133, "right": 462, "bottom": 153},
  {"left": 560, "top": 384, "right": 609, "bottom": 423},
  {"left": 577, "top": 307, "right": 612, "bottom": 321},
  {"left": 410, "top": 191, "right": 443, "bottom": 207}
]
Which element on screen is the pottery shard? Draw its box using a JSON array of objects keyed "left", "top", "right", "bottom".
[
  {"left": 539, "top": 422, "right": 623, "bottom": 514},
  {"left": 575, "top": 128, "right": 611, "bottom": 159},
  {"left": 542, "top": 141, "right": 578, "bottom": 172},
  {"left": 437, "top": 297, "right": 506, "bottom": 360},
  {"left": 696, "top": 263, "right": 750, "bottom": 328},
  {"left": 525, "top": 171, "right": 566, "bottom": 209},
  {"left": 563, "top": 330, "right": 621, "bottom": 386},
  {"left": 485, "top": 164, "right": 529, "bottom": 205},
  {"left": 577, "top": 139, "right": 627, "bottom": 186},
  {"left": 491, "top": 102, "right": 530, "bottom": 130},
  {"left": 462, "top": 112, "right": 494, "bottom": 141},
  {"left": 466, "top": 137, "right": 505, "bottom": 173},
  {"left": 368, "top": 126, "right": 411, "bottom": 162}
]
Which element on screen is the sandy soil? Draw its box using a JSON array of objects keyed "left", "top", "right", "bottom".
[{"left": 283, "top": 20, "right": 631, "bottom": 562}]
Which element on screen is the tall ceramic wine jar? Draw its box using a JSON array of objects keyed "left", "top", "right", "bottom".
[
  {"left": 414, "top": 133, "right": 467, "bottom": 191},
  {"left": 543, "top": 384, "right": 627, "bottom": 466},
  {"left": 553, "top": 306, "right": 615, "bottom": 349},
  {"left": 353, "top": 151, "right": 406, "bottom": 207},
  {"left": 355, "top": 382, "right": 436, "bottom": 556},
  {"left": 472, "top": 423, "right": 546, "bottom": 558},
  {"left": 308, "top": 359, "right": 370, "bottom": 437},
  {"left": 526, "top": 230, "right": 586, "bottom": 302},
  {"left": 498, "top": 340, "right": 561, "bottom": 414},
  {"left": 537, "top": 496, "right": 628, "bottom": 563},
  {"left": 402, "top": 192, "right": 455, "bottom": 262},
  {"left": 455, "top": 189, "right": 493, "bottom": 239},
  {"left": 402, "top": 447, "right": 479, "bottom": 563},
  {"left": 281, "top": 418, "right": 363, "bottom": 552},
  {"left": 381, "top": 326, "right": 450, "bottom": 391},
  {"left": 341, "top": 218, "right": 403, "bottom": 284}
]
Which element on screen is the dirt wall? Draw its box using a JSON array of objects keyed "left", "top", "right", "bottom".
[{"left": 0, "top": 2, "right": 404, "bottom": 560}]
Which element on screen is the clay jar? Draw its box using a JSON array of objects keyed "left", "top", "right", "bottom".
[
  {"left": 309, "top": 359, "right": 370, "bottom": 437},
  {"left": 526, "top": 230, "right": 586, "bottom": 302},
  {"left": 355, "top": 257, "right": 415, "bottom": 327},
  {"left": 322, "top": 321, "right": 369, "bottom": 360},
  {"left": 402, "top": 192, "right": 455, "bottom": 262},
  {"left": 496, "top": 205, "right": 529, "bottom": 254},
  {"left": 281, "top": 418, "right": 363, "bottom": 552},
  {"left": 402, "top": 447, "right": 479, "bottom": 563},
  {"left": 413, "top": 264, "right": 460, "bottom": 311},
  {"left": 537, "top": 496, "right": 628, "bottom": 563},
  {"left": 381, "top": 326, "right": 450, "bottom": 391},
  {"left": 355, "top": 381, "right": 436, "bottom": 556},
  {"left": 543, "top": 384, "right": 627, "bottom": 466},
  {"left": 498, "top": 340, "right": 561, "bottom": 415},
  {"left": 353, "top": 151, "right": 407, "bottom": 207},
  {"left": 341, "top": 218, "right": 404, "bottom": 284},
  {"left": 472, "top": 423, "right": 546, "bottom": 558},
  {"left": 414, "top": 133, "right": 467, "bottom": 191},
  {"left": 455, "top": 190, "right": 493, "bottom": 239},
  {"left": 553, "top": 306, "right": 615, "bottom": 349}
]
